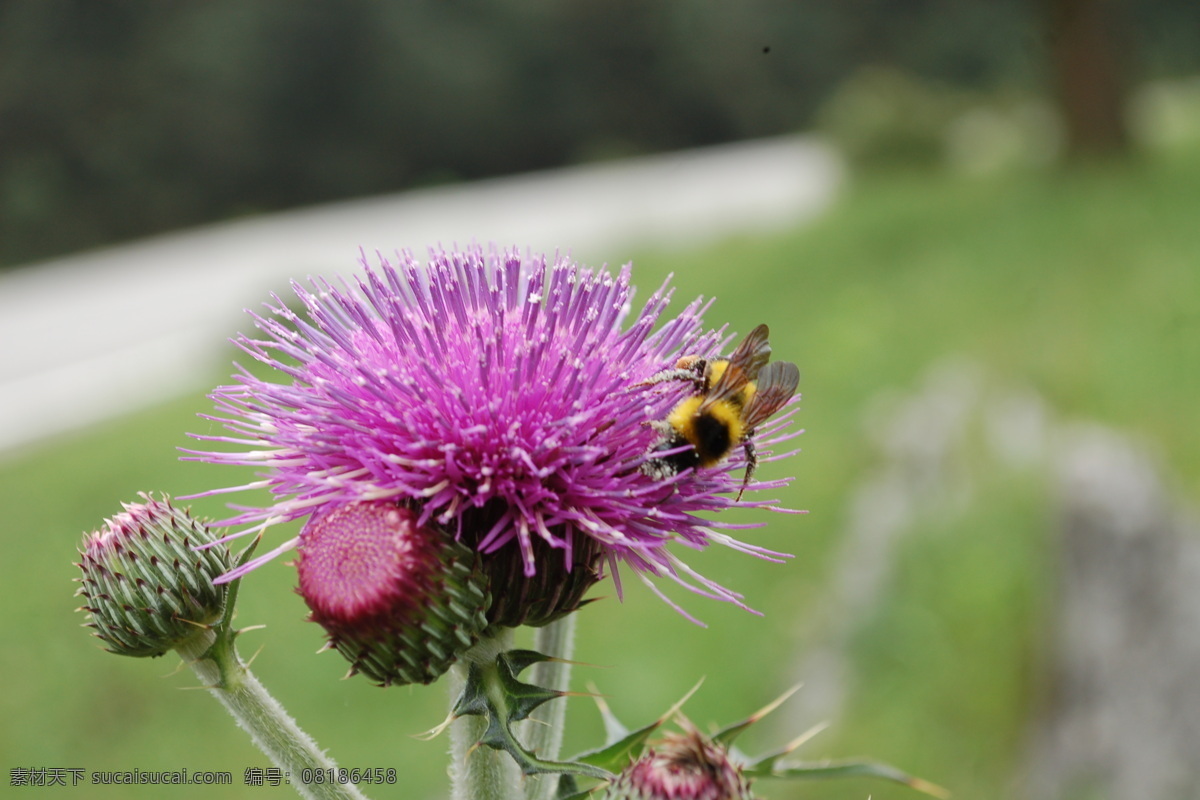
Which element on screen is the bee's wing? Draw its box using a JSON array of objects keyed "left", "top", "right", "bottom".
[
  {"left": 700, "top": 363, "right": 750, "bottom": 411},
  {"left": 726, "top": 324, "right": 772, "bottom": 381},
  {"left": 741, "top": 360, "right": 799, "bottom": 430},
  {"left": 699, "top": 324, "right": 772, "bottom": 410}
]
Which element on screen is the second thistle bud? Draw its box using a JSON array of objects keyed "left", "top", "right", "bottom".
[
  {"left": 471, "top": 525, "right": 605, "bottom": 628},
  {"left": 604, "top": 724, "right": 755, "bottom": 800},
  {"left": 75, "top": 494, "right": 232, "bottom": 658},
  {"left": 296, "top": 501, "right": 492, "bottom": 686}
]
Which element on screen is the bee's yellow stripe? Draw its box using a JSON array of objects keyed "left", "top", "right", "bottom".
[
  {"left": 667, "top": 395, "right": 705, "bottom": 435},
  {"left": 667, "top": 395, "right": 746, "bottom": 467}
]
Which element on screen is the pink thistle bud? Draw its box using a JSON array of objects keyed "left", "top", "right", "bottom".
[
  {"left": 296, "top": 500, "right": 491, "bottom": 686},
  {"left": 604, "top": 724, "right": 755, "bottom": 800}
]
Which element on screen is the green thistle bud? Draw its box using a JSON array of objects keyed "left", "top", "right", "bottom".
[
  {"left": 296, "top": 501, "right": 492, "bottom": 687},
  {"left": 604, "top": 723, "right": 755, "bottom": 800},
  {"left": 75, "top": 494, "right": 232, "bottom": 658},
  {"left": 471, "top": 526, "right": 605, "bottom": 628}
]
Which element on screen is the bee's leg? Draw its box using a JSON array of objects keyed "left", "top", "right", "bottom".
[
  {"left": 648, "top": 419, "right": 675, "bottom": 438},
  {"left": 641, "top": 456, "right": 673, "bottom": 480},
  {"left": 639, "top": 367, "right": 695, "bottom": 385},
  {"left": 639, "top": 420, "right": 672, "bottom": 477},
  {"left": 737, "top": 439, "right": 758, "bottom": 501},
  {"left": 640, "top": 422, "right": 671, "bottom": 479},
  {"left": 638, "top": 357, "right": 708, "bottom": 390}
]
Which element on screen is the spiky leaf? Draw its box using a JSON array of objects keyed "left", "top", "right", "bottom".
[{"left": 746, "top": 757, "right": 949, "bottom": 797}]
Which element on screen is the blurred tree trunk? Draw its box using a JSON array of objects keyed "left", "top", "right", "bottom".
[{"left": 1045, "top": 0, "right": 1130, "bottom": 158}]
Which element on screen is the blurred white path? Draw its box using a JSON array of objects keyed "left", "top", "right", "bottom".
[{"left": 0, "top": 135, "right": 841, "bottom": 455}]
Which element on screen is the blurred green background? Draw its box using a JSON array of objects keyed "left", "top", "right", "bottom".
[{"left": 4, "top": 2, "right": 1200, "bottom": 799}]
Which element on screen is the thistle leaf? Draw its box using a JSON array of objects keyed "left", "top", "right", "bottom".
[
  {"left": 450, "top": 649, "right": 612, "bottom": 781},
  {"left": 711, "top": 683, "right": 802, "bottom": 747},
  {"left": 569, "top": 680, "right": 703, "bottom": 773}
]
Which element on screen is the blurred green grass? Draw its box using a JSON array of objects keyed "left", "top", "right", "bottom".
[{"left": 3, "top": 146, "right": 1198, "bottom": 799}]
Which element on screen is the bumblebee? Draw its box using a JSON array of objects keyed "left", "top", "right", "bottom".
[{"left": 641, "top": 324, "right": 799, "bottom": 498}]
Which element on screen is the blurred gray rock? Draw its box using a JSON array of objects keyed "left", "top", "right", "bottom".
[
  {"left": 1024, "top": 426, "right": 1200, "bottom": 800},
  {"left": 785, "top": 359, "right": 1200, "bottom": 800}
]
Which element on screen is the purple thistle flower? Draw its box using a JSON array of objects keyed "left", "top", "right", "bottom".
[{"left": 185, "top": 245, "right": 801, "bottom": 624}]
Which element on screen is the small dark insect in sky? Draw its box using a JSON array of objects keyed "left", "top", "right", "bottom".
[{"left": 762, "top": 45, "right": 771, "bottom": 54}]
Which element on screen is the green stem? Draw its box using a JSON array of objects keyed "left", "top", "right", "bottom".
[
  {"left": 176, "top": 630, "right": 369, "bottom": 800},
  {"left": 449, "top": 629, "right": 520, "bottom": 800},
  {"left": 525, "top": 615, "right": 577, "bottom": 800}
]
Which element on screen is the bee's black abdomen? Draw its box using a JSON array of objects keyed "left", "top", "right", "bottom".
[
  {"left": 642, "top": 431, "right": 700, "bottom": 481},
  {"left": 643, "top": 411, "right": 733, "bottom": 481},
  {"left": 692, "top": 412, "right": 733, "bottom": 466},
  {"left": 656, "top": 433, "right": 700, "bottom": 471}
]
